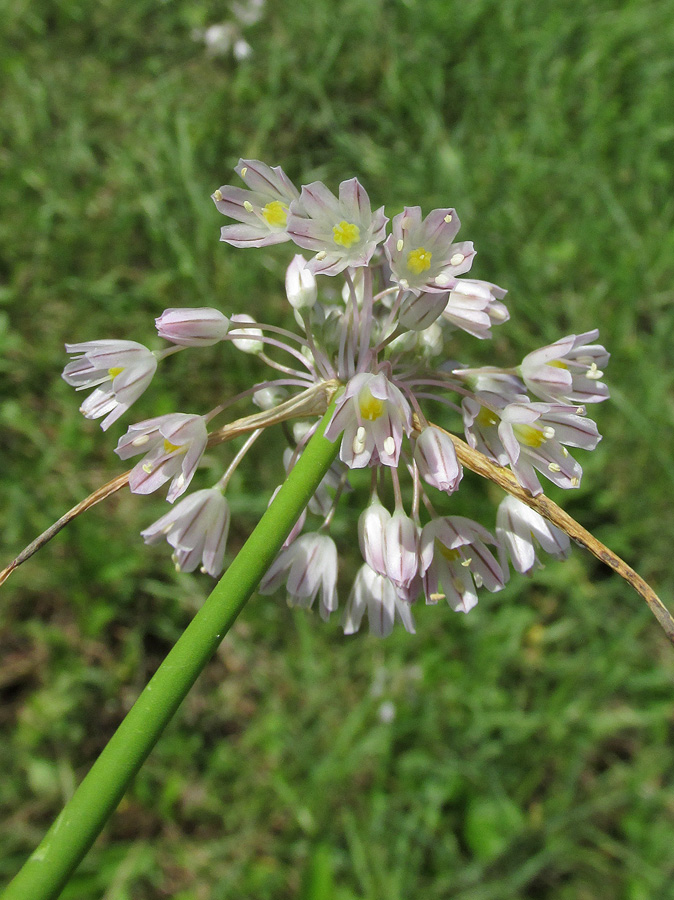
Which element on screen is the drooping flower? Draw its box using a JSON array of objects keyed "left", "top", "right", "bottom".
[
  {"left": 62, "top": 340, "right": 158, "bottom": 430},
  {"left": 115, "top": 413, "right": 208, "bottom": 502},
  {"left": 141, "top": 488, "right": 230, "bottom": 576},
  {"left": 440, "top": 279, "right": 509, "bottom": 339},
  {"left": 384, "top": 206, "right": 475, "bottom": 294},
  {"left": 287, "top": 178, "right": 388, "bottom": 276},
  {"left": 213, "top": 159, "right": 300, "bottom": 247},
  {"left": 358, "top": 495, "right": 391, "bottom": 576},
  {"left": 520, "top": 330, "right": 609, "bottom": 404},
  {"left": 496, "top": 495, "right": 570, "bottom": 575},
  {"left": 155, "top": 308, "right": 230, "bottom": 347},
  {"left": 324, "top": 372, "right": 413, "bottom": 468},
  {"left": 420, "top": 516, "right": 505, "bottom": 612},
  {"left": 414, "top": 425, "right": 463, "bottom": 494},
  {"left": 259, "top": 533, "right": 338, "bottom": 621},
  {"left": 384, "top": 509, "right": 420, "bottom": 597},
  {"left": 341, "top": 564, "right": 416, "bottom": 637}
]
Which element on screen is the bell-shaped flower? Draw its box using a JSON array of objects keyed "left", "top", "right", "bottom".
[
  {"left": 342, "top": 564, "right": 416, "bottom": 637},
  {"left": 115, "top": 413, "right": 209, "bottom": 502},
  {"left": 212, "top": 159, "right": 300, "bottom": 247},
  {"left": 462, "top": 392, "right": 512, "bottom": 465},
  {"left": 498, "top": 401, "right": 601, "bottom": 495},
  {"left": 440, "top": 279, "right": 509, "bottom": 339},
  {"left": 286, "top": 178, "right": 388, "bottom": 276},
  {"left": 62, "top": 340, "right": 157, "bottom": 431},
  {"left": 496, "top": 495, "right": 570, "bottom": 575},
  {"left": 520, "top": 330, "right": 609, "bottom": 404},
  {"left": 155, "top": 308, "right": 230, "bottom": 347},
  {"left": 358, "top": 495, "right": 391, "bottom": 575},
  {"left": 285, "top": 254, "right": 318, "bottom": 310},
  {"left": 324, "top": 372, "right": 413, "bottom": 469},
  {"left": 420, "top": 516, "right": 505, "bottom": 613},
  {"left": 384, "top": 206, "right": 475, "bottom": 295},
  {"left": 414, "top": 425, "right": 463, "bottom": 494},
  {"left": 141, "top": 488, "right": 230, "bottom": 576},
  {"left": 259, "top": 533, "right": 338, "bottom": 621},
  {"left": 384, "top": 510, "right": 420, "bottom": 595}
]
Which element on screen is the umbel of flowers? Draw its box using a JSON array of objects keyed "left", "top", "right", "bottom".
[{"left": 62, "top": 160, "right": 609, "bottom": 636}]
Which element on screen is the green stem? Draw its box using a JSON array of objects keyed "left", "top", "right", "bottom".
[{"left": 2, "top": 406, "right": 339, "bottom": 900}]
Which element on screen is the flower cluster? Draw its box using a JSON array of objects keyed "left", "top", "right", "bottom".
[{"left": 62, "top": 159, "right": 609, "bottom": 636}]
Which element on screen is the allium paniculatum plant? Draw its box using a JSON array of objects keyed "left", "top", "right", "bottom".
[
  {"left": 5, "top": 159, "right": 674, "bottom": 900},
  {"left": 58, "top": 159, "right": 613, "bottom": 636}
]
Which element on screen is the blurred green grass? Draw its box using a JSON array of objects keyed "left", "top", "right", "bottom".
[{"left": 1, "top": 0, "right": 674, "bottom": 897}]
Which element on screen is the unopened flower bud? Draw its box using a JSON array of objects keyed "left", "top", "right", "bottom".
[
  {"left": 155, "top": 308, "right": 230, "bottom": 347},
  {"left": 285, "top": 254, "right": 318, "bottom": 309},
  {"left": 230, "top": 314, "right": 264, "bottom": 354},
  {"left": 414, "top": 425, "right": 463, "bottom": 494}
]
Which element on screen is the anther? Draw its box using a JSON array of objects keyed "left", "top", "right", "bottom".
[
  {"left": 142, "top": 463, "right": 153, "bottom": 474},
  {"left": 132, "top": 434, "right": 151, "bottom": 446},
  {"left": 243, "top": 200, "right": 253, "bottom": 212},
  {"left": 571, "top": 475, "right": 580, "bottom": 487},
  {"left": 450, "top": 253, "right": 464, "bottom": 266},
  {"left": 396, "top": 239, "right": 404, "bottom": 252},
  {"left": 434, "top": 273, "right": 450, "bottom": 287},
  {"left": 316, "top": 251, "right": 327, "bottom": 261},
  {"left": 542, "top": 426, "right": 556, "bottom": 440},
  {"left": 240, "top": 166, "right": 248, "bottom": 177},
  {"left": 444, "top": 213, "right": 453, "bottom": 223},
  {"left": 548, "top": 462, "right": 561, "bottom": 472},
  {"left": 383, "top": 436, "right": 396, "bottom": 456},
  {"left": 213, "top": 189, "right": 223, "bottom": 201}
]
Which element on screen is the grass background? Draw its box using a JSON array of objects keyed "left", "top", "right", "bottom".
[{"left": 2, "top": 0, "right": 674, "bottom": 896}]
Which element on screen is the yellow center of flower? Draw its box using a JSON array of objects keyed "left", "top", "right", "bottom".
[
  {"left": 437, "top": 541, "right": 461, "bottom": 562},
  {"left": 261, "top": 201, "right": 288, "bottom": 228},
  {"left": 163, "top": 439, "right": 183, "bottom": 454},
  {"left": 333, "top": 221, "right": 360, "bottom": 248},
  {"left": 108, "top": 367, "right": 124, "bottom": 378},
  {"left": 513, "top": 424, "right": 546, "bottom": 447},
  {"left": 407, "top": 246, "right": 432, "bottom": 274},
  {"left": 476, "top": 406, "right": 499, "bottom": 428},
  {"left": 548, "top": 360, "right": 569, "bottom": 369},
  {"left": 358, "top": 387, "right": 385, "bottom": 421}
]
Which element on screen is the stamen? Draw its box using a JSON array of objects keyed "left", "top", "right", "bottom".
[
  {"left": 396, "top": 238, "right": 404, "bottom": 252},
  {"left": 316, "top": 251, "right": 327, "bottom": 261},
  {"left": 542, "top": 426, "right": 556, "bottom": 440},
  {"left": 571, "top": 475, "right": 580, "bottom": 487},
  {"left": 132, "top": 434, "right": 151, "bottom": 447},
  {"left": 586, "top": 364, "right": 603, "bottom": 380},
  {"left": 383, "top": 436, "right": 396, "bottom": 456},
  {"left": 450, "top": 253, "right": 464, "bottom": 266},
  {"left": 240, "top": 166, "right": 248, "bottom": 177},
  {"left": 213, "top": 189, "right": 223, "bottom": 201},
  {"left": 352, "top": 426, "right": 367, "bottom": 454},
  {"left": 548, "top": 462, "right": 561, "bottom": 472},
  {"left": 142, "top": 463, "right": 153, "bottom": 474},
  {"left": 434, "top": 273, "right": 450, "bottom": 287},
  {"left": 243, "top": 200, "right": 254, "bottom": 212},
  {"left": 460, "top": 557, "right": 472, "bottom": 567},
  {"left": 444, "top": 213, "right": 453, "bottom": 223},
  {"left": 562, "top": 447, "right": 569, "bottom": 457},
  {"left": 429, "top": 592, "right": 445, "bottom": 603}
]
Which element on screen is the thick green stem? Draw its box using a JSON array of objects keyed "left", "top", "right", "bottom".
[{"left": 2, "top": 406, "right": 339, "bottom": 900}]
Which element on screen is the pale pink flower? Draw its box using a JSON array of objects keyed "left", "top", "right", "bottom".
[
  {"left": 496, "top": 495, "right": 570, "bottom": 575},
  {"left": 259, "top": 533, "right": 338, "bottom": 621},
  {"left": 115, "top": 413, "right": 208, "bottom": 502},
  {"left": 62, "top": 340, "right": 157, "bottom": 430},
  {"left": 420, "top": 516, "right": 505, "bottom": 612},
  {"left": 520, "top": 330, "right": 609, "bottom": 404},
  {"left": 384, "top": 206, "right": 475, "bottom": 294},
  {"left": 441, "top": 279, "right": 509, "bottom": 339},
  {"left": 213, "top": 159, "right": 300, "bottom": 247},
  {"left": 155, "top": 308, "right": 230, "bottom": 347},
  {"left": 342, "top": 564, "right": 416, "bottom": 637},
  {"left": 141, "top": 488, "right": 230, "bottom": 576},
  {"left": 384, "top": 510, "right": 420, "bottom": 595},
  {"left": 414, "top": 425, "right": 463, "bottom": 494},
  {"left": 287, "top": 178, "right": 388, "bottom": 276},
  {"left": 324, "top": 372, "right": 413, "bottom": 469},
  {"left": 285, "top": 254, "right": 318, "bottom": 310}
]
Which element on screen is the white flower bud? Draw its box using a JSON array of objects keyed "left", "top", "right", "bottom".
[
  {"left": 285, "top": 254, "right": 317, "bottom": 309},
  {"left": 230, "top": 314, "right": 264, "bottom": 354}
]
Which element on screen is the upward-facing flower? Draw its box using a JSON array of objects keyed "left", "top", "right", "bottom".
[
  {"left": 384, "top": 206, "right": 475, "bottom": 294},
  {"left": 324, "top": 372, "right": 413, "bottom": 468},
  {"left": 287, "top": 178, "right": 388, "bottom": 276},
  {"left": 213, "top": 159, "right": 300, "bottom": 247},
  {"left": 141, "top": 488, "right": 230, "bottom": 576},
  {"left": 520, "top": 330, "right": 609, "bottom": 404},
  {"left": 115, "top": 413, "right": 208, "bottom": 502},
  {"left": 62, "top": 340, "right": 157, "bottom": 430}
]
